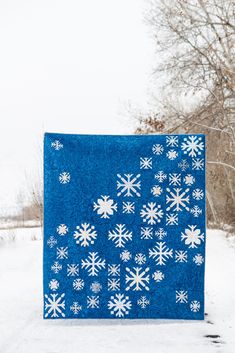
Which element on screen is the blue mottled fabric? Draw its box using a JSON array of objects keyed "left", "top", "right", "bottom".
[{"left": 43, "top": 133, "right": 206, "bottom": 320}]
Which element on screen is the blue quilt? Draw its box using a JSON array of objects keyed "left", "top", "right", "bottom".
[{"left": 43, "top": 133, "right": 206, "bottom": 320}]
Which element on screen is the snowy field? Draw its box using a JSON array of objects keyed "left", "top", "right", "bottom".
[{"left": 0, "top": 228, "right": 234, "bottom": 353}]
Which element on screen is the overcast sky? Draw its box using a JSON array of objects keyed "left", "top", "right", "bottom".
[{"left": 0, "top": 0, "right": 155, "bottom": 211}]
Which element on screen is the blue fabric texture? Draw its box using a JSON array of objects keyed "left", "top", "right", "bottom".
[{"left": 43, "top": 133, "right": 206, "bottom": 320}]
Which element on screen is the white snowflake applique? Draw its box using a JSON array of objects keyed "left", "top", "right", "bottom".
[
  {"left": 166, "top": 135, "right": 178, "bottom": 147},
  {"left": 49, "top": 279, "right": 59, "bottom": 291},
  {"left": 155, "top": 171, "right": 167, "bottom": 183},
  {"left": 190, "top": 300, "right": 201, "bottom": 312},
  {"left": 181, "top": 225, "right": 204, "bottom": 248},
  {"left": 152, "top": 270, "right": 164, "bottom": 282},
  {"left": 178, "top": 159, "right": 189, "bottom": 171},
  {"left": 108, "top": 278, "right": 120, "bottom": 291},
  {"left": 176, "top": 290, "right": 188, "bottom": 303},
  {"left": 108, "top": 264, "right": 120, "bottom": 276},
  {"left": 193, "top": 253, "right": 204, "bottom": 265},
  {"left": 169, "top": 173, "right": 181, "bottom": 186},
  {"left": 192, "top": 158, "right": 204, "bottom": 170},
  {"left": 108, "top": 293, "right": 132, "bottom": 318},
  {"left": 137, "top": 296, "right": 150, "bottom": 309},
  {"left": 141, "top": 227, "right": 153, "bottom": 239},
  {"left": 67, "top": 264, "right": 79, "bottom": 276},
  {"left": 47, "top": 236, "right": 57, "bottom": 248},
  {"left": 44, "top": 293, "right": 65, "bottom": 318},
  {"left": 90, "top": 281, "right": 102, "bottom": 293},
  {"left": 59, "top": 172, "right": 70, "bottom": 184},
  {"left": 140, "top": 157, "right": 152, "bottom": 169},
  {"left": 122, "top": 201, "right": 135, "bottom": 214},
  {"left": 125, "top": 267, "right": 150, "bottom": 291},
  {"left": 166, "top": 213, "right": 178, "bottom": 226},
  {"left": 175, "top": 250, "right": 187, "bottom": 263},
  {"left": 183, "top": 174, "right": 195, "bottom": 186},
  {"left": 166, "top": 149, "right": 178, "bottom": 160},
  {"left": 151, "top": 185, "right": 163, "bottom": 197},
  {"left": 56, "top": 224, "right": 68, "bottom": 236},
  {"left": 87, "top": 296, "right": 99, "bottom": 309},
  {"left": 51, "top": 261, "right": 62, "bottom": 274},
  {"left": 152, "top": 144, "right": 164, "bottom": 155},
  {"left": 192, "top": 188, "right": 204, "bottom": 200},
  {"left": 120, "top": 250, "right": 132, "bottom": 262},
  {"left": 117, "top": 173, "right": 141, "bottom": 197},
  {"left": 149, "top": 242, "right": 173, "bottom": 265},
  {"left": 73, "top": 278, "right": 85, "bottom": 291},
  {"left": 140, "top": 202, "right": 164, "bottom": 225},
  {"left": 81, "top": 252, "right": 106, "bottom": 276},
  {"left": 134, "top": 253, "right": 147, "bottom": 265},
  {"left": 73, "top": 223, "right": 97, "bottom": 247},
  {"left": 108, "top": 224, "right": 132, "bottom": 248},
  {"left": 93, "top": 195, "right": 117, "bottom": 218},
  {"left": 181, "top": 135, "right": 204, "bottom": 157},
  {"left": 191, "top": 205, "right": 202, "bottom": 217},
  {"left": 56, "top": 247, "right": 68, "bottom": 260},
  {"left": 166, "top": 187, "right": 190, "bottom": 212},
  {"left": 51, "top": 140, "right": 63, "bottom": 150},
  {"left": 70, "top": 302, "right": 82, "bottom": 315},
  {"left": 155, "top": 228, "right": 167, "bottom": 240}
]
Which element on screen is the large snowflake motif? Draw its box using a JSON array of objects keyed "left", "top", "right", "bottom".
[
  {"left": 108, "top": 293, "right": 132, "bottom": 318},
  {"left": 117, "top": 173, "right": 141, "bottom": 197},
  {"left": 44, "top": 293, "right": 65, "bottom": 318},
  {"left": 108, "top": 224, "right": 132, "bottom": 248},
  {"left": 125, "top": 267, "right": 150, "bottom": 291},
  {"left": 140, "top": 202, "right": 164, "bottom": 225},
  {"left": 73, "top": 223, "right": 97, "bottom": 247},
  {"left": 149, "top": 242, "right": 173, "bottom": 265},
  {"left": 166, "top": 187, "right": 190, "bottom": 212},
  {"left": 93, "top": 195, "right": 117, "bottom": 218},
  {"left": 181, "top": 136, "right": 204, "bottom": 157},
  {"left": 81, "top": 252, "right": 106, "bottom": 276},
  {"left": 181, "top": 225, "right": 204, "bottom": 248}
]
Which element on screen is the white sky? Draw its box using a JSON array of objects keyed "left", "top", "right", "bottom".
[{"left": 0, "top": 0, "right": 155, "bottom": 211}]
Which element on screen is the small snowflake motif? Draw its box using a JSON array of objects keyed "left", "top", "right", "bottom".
[
  {"left": 44, "top": 293, "right": 65, "bottom": 318},
  {"left": 175, "top": 250, "right": 187, "bottom": 263},
  {"left": 87, "top": 296, "right": 99, "bottom": 309},
  {"left": 193, "top": 253, "right": 204, "bottom": 266},
  {"left": 81, "top": 252, "right": 106, "bottom": 276},
  {"left": 51, "top": 140, "right": 63, "bottom": 150},
  {"left": 56, "top": 224, "right": 68, "bottom": 236},
  {"left": 125, "top": 267, "right": 150, "bottom": 291},
  {"left": 108, "top": 264, "right": 120, "bottom": 276},
  {"left": 120, "top": 250, "right": 132, "bottom": 262},
  {"left": 166, "top": 149, "right": 178, "bottom": 160},
  {"left": 152, "top": 144, "right": 164, "bottom": 155},
  {"left": 108, "top": 293, "right": 132, "bottom": 318},
  {"left": 190, "top": 300, "right": 201, "bottom": 312},
  {"left": 149, "top": 242, "right": 173, "bottom": 266},
  {"left": 141, "top": 227, "right": 153, "bottom": 239},
  {"left": 117, "top": 173, "right": 141, "bottom": 197},
  {"left": 166, "top": 187, "right": 190, "bottom": 212},
  {"left": 191, "top": 205, "right": 202, "bottom": 217},
  {"left": 70, "top": 302, "right": 82, "bottom": 315},
  {"left": 166, "top": 213, "right": 178, "bottom": 226},
  {"left": 169, "top": 173, "right": 181, "bottom": 186},
  {"left": 93, "top": 195, "right": 117, "bottom": 218},
  {"left": 192, "top": 158, "right": 204, "bottom": 170},
  {"left": 176, "top": 290, "right": 188, "bottom": 303},
  {"left": 192, "top": 188, "right": 204, "bottom": 200},
  {"left": 155, "top": 228, "right": 167, "bottom": 240},
  {"left": 73, "top": 223, "right": 97, "bottom": 247},
  {"left": 152, "top": 270, "right": 164, "bottom": 282},
  {"left": 181, "top": 136, "right": 204, "bottom": 157},
  {"left": 140, "top": 157, "right": 152, "bottom": 169},
  {"left": 137, "top": 296, "right": 150, "bottom": 309},
  {"left": 90, "top": 281, "right": 102, "bottom": 293},
  {"left": 155, "top": 171, "right": 167, "bottom": 183},
  {"left": 73, "top": 278, "right": 85, "bottom": 291},
  {"left": 181, "top": 225, "right": 204, "bottom": 248},
  {"left": 47, "top": 236, "right": 57, "bottom": 248},
  {"left": 67, "top": 264, "right": 79, "bottom": 277},
  {"left": 51, "top": 261, "right": 62, "bottom": 274},
  {"left": 184, "top": 174, "right": 195, "bottom": 186},
  {"left": 122, "top": 201, "right": 135, "bottom": 214},
  {"left": 166, "top": 135, "right": 178, "bottom": 147},
  {"left": 56, "top": 247, "right": 68, "bottom": 260},
  {"left": 178, "top": 159, "right": 189, "bottom": 171},
  {"left": 140, "top": 202, "right": 164, "bottom": 225},
  {"left": 49, "top": 279, "right": 59, "bottom": 291},
  {"left": 108, "top": 278, "right": 120, "bottom": 291},
  {"left": 151, "top": 185, "right": 163, "bottom": 197},
  {"left": 59, "top": 172, "right": 70, "bottom": 184},
  {"left": 134, "top": 253, "right": 147, "bottom": 265},
  {"left": 108, "top": 224, "right": 133, "bottom": 248}
]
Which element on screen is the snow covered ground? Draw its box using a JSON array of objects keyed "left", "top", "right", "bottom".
[{"left": 0, "top": 228, "right": 234, "bottom": 353}]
